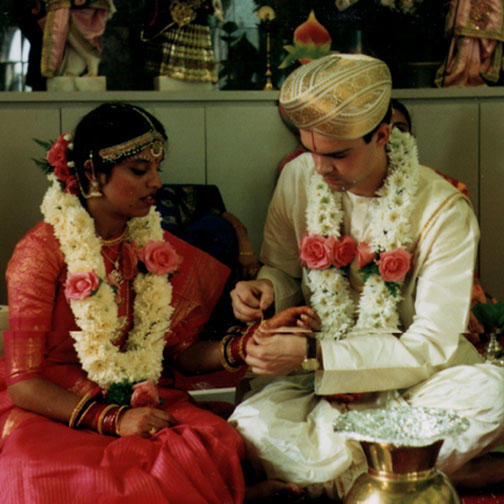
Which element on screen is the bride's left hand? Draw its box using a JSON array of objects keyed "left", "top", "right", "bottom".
[
  {"left": 244, "top": 306, "right": 321, "bottom": 376},
  {"left": 260, "top": 306, "right": 321, "bottom": 333}
]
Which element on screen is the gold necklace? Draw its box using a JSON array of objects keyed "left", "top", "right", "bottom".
[
  {"left": 101, "top": 245, "right": 125, "bottom": 298},
  {"left": 99, "top": 228, "right": 128, "bottom": 247}
]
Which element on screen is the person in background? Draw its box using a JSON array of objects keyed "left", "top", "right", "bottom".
[
  {"left": 229, "top": 54, "right": 504, "bottom": 500},
  {"left": 390, "top": 98, "right": 412, "bottom": 133}
]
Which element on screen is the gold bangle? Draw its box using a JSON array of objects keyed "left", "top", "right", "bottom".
[
  {"left": 97, "top": 404, "right": 118, "bottom": 435},
  {"left": 114, "top": 405, "right": 130, "bottom": 436},
  {"left": 219, "top": 333, "right": 233, "bottom": 371},
  {"left": 68, "top": 391, "right": 93, "bottom": 428},
  {"left": 220, "top": 333, "right": 242, "bottom": 372},
  {"left": 75, "top": 400, "right": 97, "bottom": 428}
]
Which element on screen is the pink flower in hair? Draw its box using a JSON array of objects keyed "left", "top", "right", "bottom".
[{"left": 47, "top": 134, "right": 76, "bottom": 192}]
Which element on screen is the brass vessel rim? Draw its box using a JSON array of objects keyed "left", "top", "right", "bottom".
[{"left": 368, "top": 468, "right": 437, "bottom": 480}]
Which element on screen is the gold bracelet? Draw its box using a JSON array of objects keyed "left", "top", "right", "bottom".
[
  {"left": 219, "top": 333, "right": 242, "bottom": 372},
  {"left": 75, "top": 400, "right": 98, "bottom": 428},
  {"left": 114, "top": 405, "right": 130, "bottom": 436},
  {"left": 97, "top": 404, "right": 118, "bottom": 435},
  {"left": 68, "top": 391, "right": 93, "bottom": 428}
]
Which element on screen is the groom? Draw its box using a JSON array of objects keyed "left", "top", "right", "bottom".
[{"left": 229, "top": 54, "right": 504, "bottom": 499}]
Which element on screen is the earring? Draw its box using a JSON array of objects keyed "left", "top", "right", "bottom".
[
  {"left": 84, "top": 178, "right": 102, "bottom": 199},
  {"left": 82, "top": 153, "right": 102, "bottom": 199}
]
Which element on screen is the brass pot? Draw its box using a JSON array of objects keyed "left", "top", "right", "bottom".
[{"left": 344, "top": 440, "right": 460, "bottom": 504}]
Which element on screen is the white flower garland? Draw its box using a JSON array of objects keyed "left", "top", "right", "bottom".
[
  {"left": 306, "top": 128, "right": 419, "bottom": 339},
  {"left": 41, "top": 174, "right": 173, "bottom": 389}
]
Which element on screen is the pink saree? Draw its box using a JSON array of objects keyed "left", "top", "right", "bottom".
[{"left": 0, "top": 221, "right": 245, "bottom": 503}]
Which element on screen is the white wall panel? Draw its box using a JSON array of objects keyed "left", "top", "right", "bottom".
[
  {"left": 0, "top": 105, "right": 60, "bottom": 304},
  {"left": 206, "top": 102, "right": 298, "bottom": 254}
]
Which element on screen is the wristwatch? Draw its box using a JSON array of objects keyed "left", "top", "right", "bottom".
[{"left": 302, "top": 337, "right": 320, "bottom": 371}]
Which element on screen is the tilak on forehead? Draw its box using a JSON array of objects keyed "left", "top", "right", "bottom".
[{"left": 279, "top": 54, "right": 392, "bottom": 140}]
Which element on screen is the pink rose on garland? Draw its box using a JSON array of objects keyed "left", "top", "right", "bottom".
[
  {"left": 131, "top": 379, "right": 161, "bottom": 408},
  {"left": 377, "top": 248, "right": 412, "bottom": 282},
  {"left": 121, "top": 240, "right": 139, "bottom": 280},
  {"left": 328, "top": 235, "right": 356, "bottom": 268},
  {"left": 65, "top": 271, "right": 100, "bottom": 300},
  {"left": 138, "top": 240, "right": 181, "bottom": 275},
  {"left": 300, "top": 234, "right": 332, "bottom": 269},
  {"left": 356, "top": 242, "right": 376, "bottom": 268}
]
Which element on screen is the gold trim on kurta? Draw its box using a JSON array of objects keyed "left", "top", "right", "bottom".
[{"left": 413, "top": 192, "right": 463, "bottom": 252}]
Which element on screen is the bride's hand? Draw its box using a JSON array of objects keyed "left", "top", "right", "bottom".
[
  {"left": 117, "top": 407, "right": 177, "bottom": 438},
  {"left": 259, "top": 306, "right": 321, "bottom": 333},
  {"left": 243, "top": 306, "right": 321, "bottom": 376}
]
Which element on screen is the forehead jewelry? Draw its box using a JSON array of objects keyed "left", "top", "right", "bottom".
[{"left": 98, "top": 107, "right": 164, "bottom": 163}]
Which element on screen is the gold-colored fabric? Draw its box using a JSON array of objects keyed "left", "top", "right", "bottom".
[
  {"left": 4, "top": 331, "right": 46, "bottom": 383},
  {"left": 279, "top": 54, "right": 392, "bottom": 140},
  {"left": 1, "top": 408, "right": 39, "bottom": 441}
]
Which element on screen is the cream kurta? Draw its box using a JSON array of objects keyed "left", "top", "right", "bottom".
[{"left": 230, "top": 148, "right": 504, "bottom": 499}]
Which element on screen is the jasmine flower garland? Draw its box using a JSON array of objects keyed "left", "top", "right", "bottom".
[
  {"left": 303, "top": 128, "right": 419, "bottom": 339},
  {"left": 41, "top": 173, "right": 175, "bottom": 389}
]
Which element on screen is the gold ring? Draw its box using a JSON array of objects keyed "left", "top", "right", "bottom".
[{"left": 149, "top": 427, "right": 157, "bottom": 436}]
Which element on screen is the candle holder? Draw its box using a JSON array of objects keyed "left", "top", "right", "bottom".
[{"left": 258, "top": 6, "right": 276, "bottom": 90}]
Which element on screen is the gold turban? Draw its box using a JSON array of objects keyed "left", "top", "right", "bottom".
[{"left": 279, "top": 54, "right": 392, "bottom": 140}]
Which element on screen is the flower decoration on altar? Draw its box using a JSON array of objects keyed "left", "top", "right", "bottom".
[
  {"left": 279, "top": 10, "right": 332, "bottom": 69},
  {"left": 301, "top": 128, "right": 419, "bottom": 339}
]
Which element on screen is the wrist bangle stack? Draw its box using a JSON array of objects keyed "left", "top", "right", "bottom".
[
  {"left": 114, "top": 405, "right": 130, "bottom": 436},
  {"left": 219, "top": 333, "right": 243, "bottom": 372},
  {"left": 72, "top": 397, "right": 129, "bottom": 436},
  {"left": 96, "top": 404, "right": 119, "bottom": 435},
  {"left": 68, "top": 389, "right": 100, "bottom": 428},
  {"left": 219, "top": 322, "right": 260, "bottom": 372}
]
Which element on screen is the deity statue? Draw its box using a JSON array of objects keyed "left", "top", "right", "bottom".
[
  {"left": 40, "top": 0, "right": 116, "bottom": 79},
  {"left": 436, "top": 0, "right": 504, "bottom": 86},
  {"left": 141, "top": 0, "right": 224, "bottom": 88}
]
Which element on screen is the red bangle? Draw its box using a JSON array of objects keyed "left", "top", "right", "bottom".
[
  {"left": 239, "top": 322, "right": 259, "bottom": 361},
  {"left": 101, "top": 405, "right": 127, "bottom": 436},
  {"left": 227, "top": 336, "right": 242, "bottom": 365},
  {"left": 78, "top": 402, "right": 106, "bottom": 430}
]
